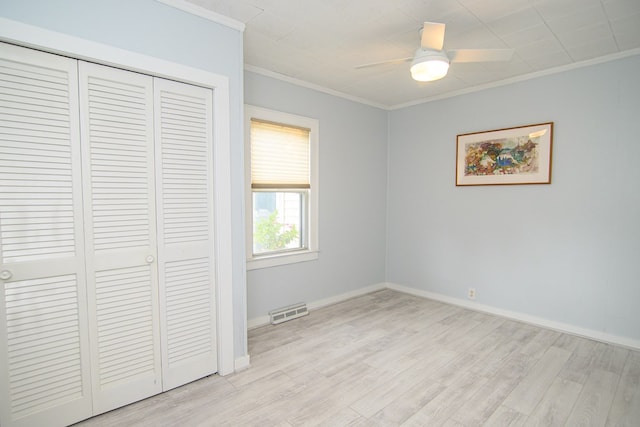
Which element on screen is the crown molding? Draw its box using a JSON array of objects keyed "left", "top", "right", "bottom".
[
  {"left": 246, "top": 49, "right": 640, "bottom": 111},
  {"left": 244, "top": 64, "right": 388, "bottom": 110},
  {"left": 389, "top": 48, "right": 640, "bottom": 110},
  {"left": 156, "top": 0, "right": 245, "bottom": 32}
]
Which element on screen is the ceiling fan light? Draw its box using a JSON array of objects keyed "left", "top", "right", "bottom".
[
  {"left": 410, "top": 50, "right": 450, "bottom": 82},
  {"left": 410, "top": 58, "right": 449, "bottom": 81}
]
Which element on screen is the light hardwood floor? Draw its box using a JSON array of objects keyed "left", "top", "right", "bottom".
[{"left": 76, "top": 289, "right": 640, "bottom": 426}]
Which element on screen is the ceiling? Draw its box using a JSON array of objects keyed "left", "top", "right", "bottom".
[{"left": 187, "top": 0, "right": 640, "bottom": 108}]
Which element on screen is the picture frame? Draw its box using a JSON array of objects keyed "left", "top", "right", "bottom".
[{"left": 456, "top": 122, "right": 553, "bottom": 186}]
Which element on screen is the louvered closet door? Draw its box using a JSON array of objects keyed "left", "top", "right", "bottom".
[
  {"left": 154, "top": 78, "right": 217, "bottom": 390},
  {"left": 0, "top": 43, "right": 92, "bottom": 427},
  {"left": 78, "top": 62, "right": 162, "bottom": 413}
]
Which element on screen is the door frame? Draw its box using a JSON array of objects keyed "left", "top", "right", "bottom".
[{"left": 0, "top": 17, "right": 236, "bottom": 376}]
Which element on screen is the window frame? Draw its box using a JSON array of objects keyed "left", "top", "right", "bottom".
[{"left": 245, "top": 105, "right": 319, "bottom": 270}]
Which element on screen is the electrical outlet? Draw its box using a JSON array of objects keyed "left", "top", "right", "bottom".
[{"left": 467, "top": 288, "right": 476, "bottom": 300}]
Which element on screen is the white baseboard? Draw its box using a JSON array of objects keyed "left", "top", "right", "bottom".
[
  {"left": 247, "top": 282, "right": 387, "bottom": 330},
  {"left": 247, "top": 315, "right": 270, "bottom": 330},
  {"left": 386, "top": 282, "right": 640, "bottom": 351},
  {"left": 246, "top": 281, "right": 640, "bottom": 351},
  {"left": 307, "top": 282, "right": 387, "bottom": 311},
  {"left": 234, "top": 354, "right": 251, "bottom": 373}
]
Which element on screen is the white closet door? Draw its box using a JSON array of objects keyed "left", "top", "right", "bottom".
[
  {"left": 154, "top": 78, "right": 217, "bottom": 390},
  {"left": 78, "top": 62, "right": 162, "bottom": 413},
  {"left": 0, "top": 43, "right": 92, "bottom": 427}
]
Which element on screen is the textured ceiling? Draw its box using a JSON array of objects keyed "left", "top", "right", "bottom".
[{"left": 188, "top": 0, "right": 640, "bottom": 108}]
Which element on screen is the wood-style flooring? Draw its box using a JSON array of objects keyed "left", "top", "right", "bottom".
[{"left": 75, "top": 289, "right": 640, "bottom": 426}]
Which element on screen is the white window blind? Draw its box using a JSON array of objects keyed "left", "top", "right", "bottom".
[{"left": 250, "top": 119, "right": 310, "bottom": 189}]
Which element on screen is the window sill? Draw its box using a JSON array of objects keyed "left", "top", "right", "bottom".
[{"left": 246, "top": 250, "right": 319, "bottom": 270}]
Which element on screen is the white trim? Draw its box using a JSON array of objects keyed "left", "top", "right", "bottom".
[
  {"left": 245, "top": 65, "right": 388, "bottom": 110},
  {"left": 247, "top": 250, "right": 319, "bottom": 270},
  {"left": 247, "top": 283, "right": 387, "bottom": 329},
  {"left": 386, "top": 282, "right": 640, "bottom": 351},
  {"left": 234, "top": 354, "right": 251, "bottom": 372},
  {"left": 156, "top": 0, "right": 245, "bottom": 32},
  {"left": 247, "top": 281, "right": 640, "bottom": 351},
  {"left": 248, "top": 315, "right": 271, "bottom": 330},
  {"left": 0, "top": 17, "right": 237, "bottom": 376},
  {"left": 244, "top": 105, "right": 320, "bottom": 270},
  {"left": 307, "top": 282, "right": 387, "bottom": 311},
  {"left": 246, "top": 49, "right": 640, "bottom": 111},
  {"left": 212, "top": 80, "right": 235, "bottom": 376},
  {"left": 390, "top": 48, "right": 640, "bottom": 110},
  {"left": 0, "top": 17, "right": 232, "bottom": 88}
]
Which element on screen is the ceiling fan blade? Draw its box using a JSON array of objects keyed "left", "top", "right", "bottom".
[
  {"left": 421, "top": 22, "right": 446, "bottom": 51},
  {"left": 354, "top": 56, "right": 413, "bottom": 69},
  {"left": 448, "top": 48, "right": 514, "bottom": 63}
]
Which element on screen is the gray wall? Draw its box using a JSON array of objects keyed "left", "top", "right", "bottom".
[
  {"left": 387, "top": 55, "right": 640, "bottom": 342},
  {"left": 0, "top": 0, "right": 248, "bottom": 357},
  {"left": 244, "top": 72, "right": 388, "bottom": 319}
]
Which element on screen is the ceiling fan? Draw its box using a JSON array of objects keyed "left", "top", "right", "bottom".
[{"left": 356, "top": 22, "right": 514, "bottom": 82}]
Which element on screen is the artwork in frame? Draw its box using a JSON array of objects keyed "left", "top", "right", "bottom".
[{"left": 456, "top": 122, "right": 553, "bottom": 186}]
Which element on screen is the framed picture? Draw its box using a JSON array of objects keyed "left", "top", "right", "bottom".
[{"left": 456, "top": 122, "right": 553, "bottom": 186}]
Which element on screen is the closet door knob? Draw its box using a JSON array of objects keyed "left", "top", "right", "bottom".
[
  {"left": 146, "top": 255, "right": 155, "bottom": 264},
  {"left": 0, "top": 270, "right": 12, "bottom": 280}
]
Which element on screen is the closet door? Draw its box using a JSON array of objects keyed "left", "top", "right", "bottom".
[
  {"left": 78, "top": 62, "right": 162, "bottom": 413},
  {"left": 154, "top": 78, "right": 217, "bottom": 390},
  {"left": 0, "top": 43, "right": 92, "bottom": 427}
]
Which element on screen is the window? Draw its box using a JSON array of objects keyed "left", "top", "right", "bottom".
[{"left": 245, "top": 105, "right": 318, "bottom": 269}]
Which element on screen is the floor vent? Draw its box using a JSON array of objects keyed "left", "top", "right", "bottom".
[{"left": 269, "top": 303, "right": 308, "bottom": 325}]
